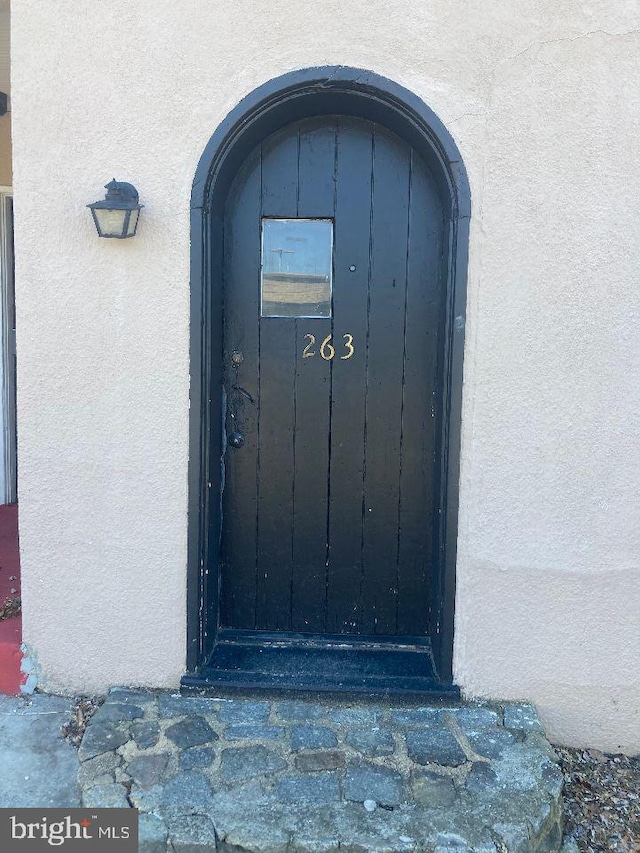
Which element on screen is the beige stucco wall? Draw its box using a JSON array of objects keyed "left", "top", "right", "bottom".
[
  {"left": 0, "top": 114, "right": 11, "bottom": 186},
  {"left": 10, "top": 1, "right": 640, "bottom": 752}
]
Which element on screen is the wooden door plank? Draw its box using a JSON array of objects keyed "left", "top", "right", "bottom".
[
  {"left": 360, "top": 125, "right": 412, "bottom": 636},
  {"left": 290, "top": 318, "right": 331, "bottom": 631},
  {"left": 220, "top": 149, "right": 262, "bottom": 628},
  {"left": 297, "top": 118, "right": 336, "bottom": 216},
  {"left": 325, "top": 118, "right": 374, "bottom": 633},
  {"left": 290, "top": 120, "right": 336, "bottom": 631},
  {"left": 255, "top": 128, "right": 299, "bottom": 630},
  {"left": 397, "top": 154, "right": 445, "bottom": 635}
]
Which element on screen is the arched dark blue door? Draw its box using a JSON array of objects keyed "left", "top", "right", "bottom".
[
  {"left": 219, "top": 115, "right": 446, "bottom": 671},
  {"left": 185, "top": 68, "right": 469, "bottom": 697}
]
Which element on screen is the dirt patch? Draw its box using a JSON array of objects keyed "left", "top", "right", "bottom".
[{"left": 61, "top": 695, "right": 105, "bottom": 747}]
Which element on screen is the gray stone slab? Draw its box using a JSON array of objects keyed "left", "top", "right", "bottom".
[
  {"left": 109, "top": 688, "right": 157, "bottom": 704},
  {"left": 0, "top": 694, "right": 77, "bottom": 715},
  {"left": 131, "top": 720, "right": 160, "bottom": 749},
  {"left": 466, "top": 761, "right": 500, "bottom": 794},
  {"left": 168, "top": 814, "right": 217, "bottom": 852},
  {"left": 433, "top": 831, "right": 472, "bottom": 848},
  {"left": 406, "top": 728, "right": 467, "bottom": 767},
  {"left": 276, "top": 774, "right": 340, "bottom": 804},
  {"left": 220, "top": 745, "right": 287, "bottom": 783},
  {"left": 226, "top": 724, "right": 285, "bottom": 741},
  {"left": 157, "top": 693, "right": 220, "bottom": 719},
  {"left": 77, "top": 751, "right": 122, "bottom": 788},
  {"left": 492, "top": 748, "right": 540, "bottom": 792},
  {"left": 391, "top": 707, "right": 444, "bottom": 726},
  {"left": 218, "top": 699, "right": 271, "bottom": 724},
  {"left": 467, "top": 729, "right": 517, "bottom": 759},
  {"left": 294, "top": 750, "right": 346, "bottom": 772},
  {"left": 433, "top": 831, "right": 473, "bottom": 850},
  {"left": 411, "top": 771, "right": 457, "bottom": 808},
  {"left": 327, "top": 707, "right": 381, "bottom": 726},
  {"left": 541, "top": 761, "right": 564, "bottom": 800},
  {"left": 503, "top": 704, "right": 545, "bottom": 734},
  {"left": 493, "top": 822, "right": 530, "bottom": 853},
  {"left": 115, "top": 765, "right": 132, "bottom": 784},
  {"left": 180, "top": 746, "right": 216, "bottom": 771},
  {"left": 446, "top": 707, "right": 499, "bottom": 730},
  {"left": 92, "top": 702, "right": 146, "bottom": 723},
  {"left": 529, "top": 800, "right": 564, "bottom": 852},
  {"left": 82, "top": 783, "right": 130, "bottom": 809},
  {"left": 128, "top": 753, "right": 169, "bottom": 788},
  {"left": 291, "top": 725, "right": 337, "bottom": 750},
  {"left": 0, "top": 704, "right": 81, "bottom": 807},
  {"left": 215, "top": 798, "right": 291, "bottom": 853},
  {"left": 165, "top": 715, "right": 218, "bottom": 748},
  {"left": 276, "top": 701, "right": 325, "bottom": 722},
  {"left": 78, "top": 722, "right": 130, "bottom": 762},
  {"left": 160, "top": 771, "right": 214, "bottom": 814},
  {"left": 525, "top": 731, "right": 559, "bottom": 761},
  {"left": 209, "top": 779, "right": 271, "bottom": 815},
  {"left": 139, "top": 813, "right": 169, "bottom": 853},
  {"left": 346, "top": 727, "right": 395, "bottom": 756},
  {"left": 129, "top": 783, "right": 163, "bottom": 812},
  {"left": 344, "top": 765, "right": 405, "bottom": 807},
  {"left": 528, "top": 800, "right": 552, "bottom": 838},
  {"left": 157, "top": 694, "right": 193, "bottom": 718},
  {"left": 304, "top": 806, "right": 417, "bottom": 853},
  {"left": 78, "top": 769, "right": 113, "bottom": 789}
]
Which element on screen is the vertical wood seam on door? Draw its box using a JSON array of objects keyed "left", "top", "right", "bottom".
[
  {"left": 396, "top": 147, "right": 414, "bottom": 635},
  {"left": 323, "top": 120, "right": 339, "bottom": 634},
  {"left": 290, "top": 319, "right": 298, "bottom": 631},
  {"left": 290, "top": 128, "right": 301, "bottom": 631},
  {"left": 358, "top": 125, "right": 376, "bottom": 632}
]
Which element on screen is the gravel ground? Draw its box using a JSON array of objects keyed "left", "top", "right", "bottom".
[{"left": 556, "top": 745, "right": 640, "bottom": 852}]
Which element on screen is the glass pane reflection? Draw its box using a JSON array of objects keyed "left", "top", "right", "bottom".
[{"left": 261, "top": 219, "right": 332, "bottom": 318}]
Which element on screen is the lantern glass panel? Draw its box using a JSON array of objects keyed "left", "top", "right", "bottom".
[
  {"left": 93, "top": 207, "right": 128, "bottom": 237},
  {"left": 126, "top": 209, "right": 140, "bottom": 237}
]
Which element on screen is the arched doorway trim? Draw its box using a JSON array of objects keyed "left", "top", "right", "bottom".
[{"left": 186, "top": 66, "right": 470, "bottom": 690}]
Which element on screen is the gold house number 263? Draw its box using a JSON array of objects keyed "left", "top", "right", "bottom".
[{"left": 303, "top": 334, "right": 354, "bottom": 361}]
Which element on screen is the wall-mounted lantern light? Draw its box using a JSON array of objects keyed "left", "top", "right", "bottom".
[{"left": 87, "top": 179, "right": 143, "bottom": 239}]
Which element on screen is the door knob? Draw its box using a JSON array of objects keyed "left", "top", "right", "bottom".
[{"left": 228, "top": 430, "right": 245, "bottom": 449}]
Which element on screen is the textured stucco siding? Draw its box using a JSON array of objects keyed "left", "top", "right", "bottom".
[
  {"left": 9, "top": 1, "right": 640, "bottom": 751},
  {"left": 0, "top": 114, "right": 11, "bottom": 186}
]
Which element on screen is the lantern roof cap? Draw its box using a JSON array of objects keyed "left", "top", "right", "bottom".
[{"left": 87, "top": 179, "right": 142, "bottom": 211}]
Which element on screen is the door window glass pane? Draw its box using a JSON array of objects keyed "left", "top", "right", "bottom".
[{"left": 261, "top": 218, "right": 332, "bottom": 318}]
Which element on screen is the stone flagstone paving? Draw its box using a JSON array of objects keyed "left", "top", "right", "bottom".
[{"left": 77, "top": 689, "right": 565, "bottom": 852}]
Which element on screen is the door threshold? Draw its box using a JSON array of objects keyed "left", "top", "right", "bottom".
[{"left": 182, "top": 631, "right": 460, "bottom": 702}]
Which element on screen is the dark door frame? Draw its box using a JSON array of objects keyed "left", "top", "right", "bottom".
[{"left": 186, "top": 66, "right": 470, "bottom": 687}]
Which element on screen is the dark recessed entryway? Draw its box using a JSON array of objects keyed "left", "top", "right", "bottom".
[{"left": 184, "top": 68, "right": 470, "bottom": 699}]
